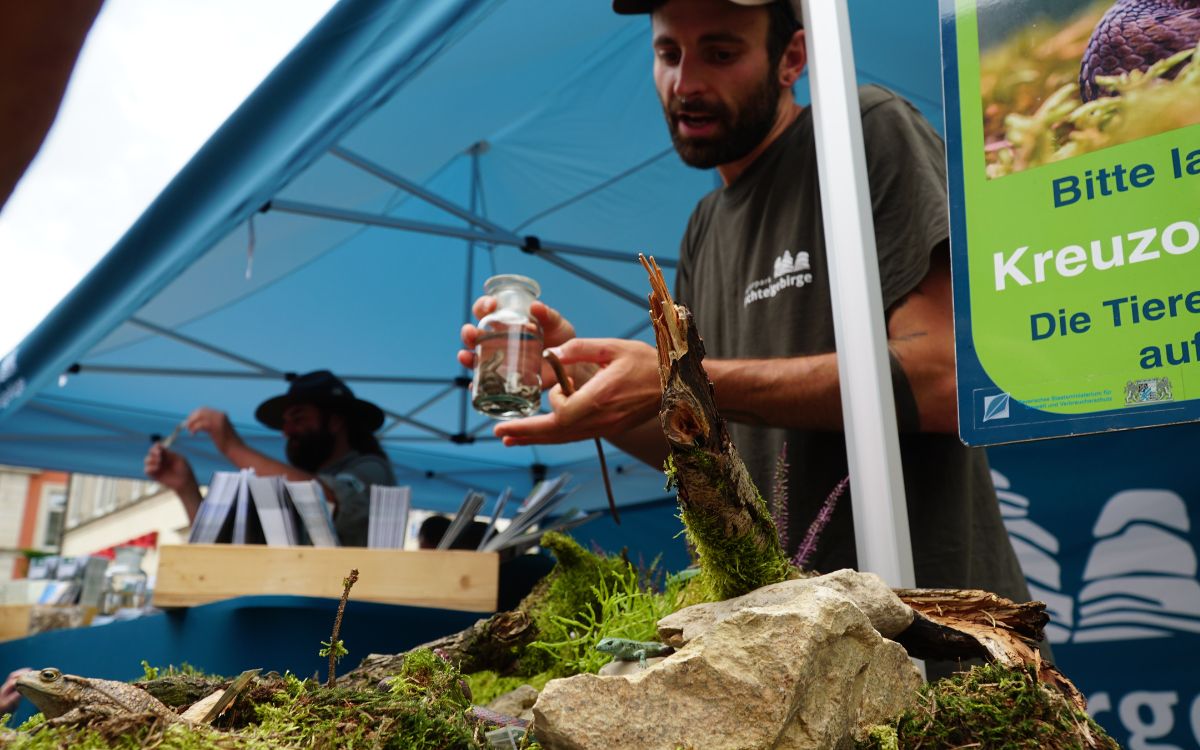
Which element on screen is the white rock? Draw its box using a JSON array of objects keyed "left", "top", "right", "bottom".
[
  {"left": 657, "top": 568, "right": 913, "bottom": 648},
  {"left": 532, "top": 586, "right": 921, "bottom": 750}
]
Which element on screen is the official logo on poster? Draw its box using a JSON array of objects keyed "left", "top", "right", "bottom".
[
  {"left": 982, "top": 392, "right": 1010, "bottom": 422},
  {"left": 1124, "top": 377, "right": 1172, "bottom": 406}
]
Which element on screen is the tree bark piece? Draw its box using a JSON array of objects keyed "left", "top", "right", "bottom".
[
  {"left": 895, "top": 587, "right": 1086, "bottom": 712},
  {"left": 343, "top": 609, "right": 538, "bottom": 689},
  {"left": 640, "top": 254, "right": 790, "bottom": 600}
]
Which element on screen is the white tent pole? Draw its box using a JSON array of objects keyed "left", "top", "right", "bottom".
[{"left": 798, "top": 0, "right": 915, "bottom": 588}]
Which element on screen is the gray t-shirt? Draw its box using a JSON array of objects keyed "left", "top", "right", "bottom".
[
  {"left": 319, "top": 450, "right": 397, "bottom": 547},
  {"left": 676, "top": 85, "right": 1028, "bottom": 600}
]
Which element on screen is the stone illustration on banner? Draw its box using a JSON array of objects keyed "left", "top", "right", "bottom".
[
  {"left": 994, "top": 470, "right": 1073, "bottom": 643},
  {"left": 996, "top": 471, "right": 1200, "bottom": 644},
  {"left": 1076, "top": 489, "right": 1200, "bottom": 642}
]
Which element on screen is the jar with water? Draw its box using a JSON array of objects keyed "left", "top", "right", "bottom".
[
  {"left": 472, "top": 274, "right": 543, "bottom": 418},
  {"left": 100, "top": 545, "right": 149, "bottom": 615}
]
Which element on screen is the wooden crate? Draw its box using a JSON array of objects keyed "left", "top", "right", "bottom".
[
  {"left": 0, "top": 604, "right": 32, "bottom": 642},
  {"left": 154, "top": 545, "right": 498, "bottom": 612}
]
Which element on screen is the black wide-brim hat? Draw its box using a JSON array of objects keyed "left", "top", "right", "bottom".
[{"left": 255, "top": 370, "right": 385, "bottom": 432}]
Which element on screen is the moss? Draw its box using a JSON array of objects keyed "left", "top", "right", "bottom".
[
  {"left": 4, "top": 654, "right": 490, "bottom": 749},
  {"left": 856, "top": 663, "right": 1119, "bottom": 750},
  {"left": 465, "top": 535, "right": 693, "bottom": 704},
  {"left": 524, "top": 559, "right": 681, "bottom": 678},
  {"left": 248, "top": 667, "right": 482, "bottom": 749},
  {"left": 671, "top": 448, "right": 793, "bottom": 601},
  {"left": 135, "top": 662, "right": 209, "bottom": 682},
  {"left": 663, "top": 453, "right": 679, "bottom": 491},
  {"left": 515, "top": 532, "right": 641, "bottom": 676},
  {"left": 7, "top": 715, "right": 227, "bottom": 750},
  {"left": 862, "top": 725, "right": 899, "bottom": 750},
  {"left": 385, "top": 648, "right": 470, "bottom": 709}
]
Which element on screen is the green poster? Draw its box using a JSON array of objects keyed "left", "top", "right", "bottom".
[{"left": 942, "top": 0, "right": 1200, "bottom": 444}]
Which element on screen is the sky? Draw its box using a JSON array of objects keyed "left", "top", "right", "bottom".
[{"left": 0, "top": 0, "right": 340, "bottom": 356}]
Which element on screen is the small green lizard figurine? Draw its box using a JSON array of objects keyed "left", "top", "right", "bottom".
[{"left": 595, "top": 638, "right": 674, "bottom": 669}]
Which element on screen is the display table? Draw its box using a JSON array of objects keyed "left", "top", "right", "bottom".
[
  {"left": 154, "top": 545, "right": 499, "bottom": 611},
  {"left": 0, "top": 604, "right": 32, "bottom": 642}
]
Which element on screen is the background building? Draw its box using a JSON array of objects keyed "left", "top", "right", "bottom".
[
  {"left": 0, "top": 466, "right": 68, "bottom": 581},
  {"left": 60, "top": 474, "right": 183, "bottom": 580}
]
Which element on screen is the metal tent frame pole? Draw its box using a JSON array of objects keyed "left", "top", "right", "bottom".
[
  {"left": 270, "top": 198, "right": 650, "bottom": 307},
  {"left": 274, "top": 143, "right": 677, "bottom": 311},
  {"left": 70, "top": 364, "right": 458, "bottom": 386},
  {"left": 799, "top": 0, "right": 915, "bottom": 589}
]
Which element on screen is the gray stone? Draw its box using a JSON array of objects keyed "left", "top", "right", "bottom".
[
  {"left": 657, "top": 568, "right": 913, "bottom": 648},
  {"left": 531, "top": 586, "right": 921, "bottom": 750},
  {"left": 486, "top": 683, "right": 539, "bottom": 722}
]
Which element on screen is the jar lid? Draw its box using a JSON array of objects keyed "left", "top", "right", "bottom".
[{"left": 483, "top": 274, "right": 540, "bottom": 298}]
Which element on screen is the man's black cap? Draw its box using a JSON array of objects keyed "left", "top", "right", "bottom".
[
  {"left": 613, "top": 0, "right": 775, "bottom": 14},
  {"left": 255, "top": 370, "right": 384, "bottom": 432}
]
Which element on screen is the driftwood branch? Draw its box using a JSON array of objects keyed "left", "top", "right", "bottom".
[
  {"left": 342, "top": 610, "right": 537, "bottom": 690},
  {"left": 640, "top": 254, "right": 789, "bottom": 599}
]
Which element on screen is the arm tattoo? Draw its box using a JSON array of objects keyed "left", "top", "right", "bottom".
[{"left": 722, "top": 409, "right": 768, "bottom": 426}]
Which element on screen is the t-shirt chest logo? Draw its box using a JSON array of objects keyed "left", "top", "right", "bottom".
[{"left": 742, "top": 249, "right": 814, "bottom": 307}]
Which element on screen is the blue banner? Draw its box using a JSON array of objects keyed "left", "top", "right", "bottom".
[{"left": 991, "top": 422, "right": 1200, "bottom": 748}]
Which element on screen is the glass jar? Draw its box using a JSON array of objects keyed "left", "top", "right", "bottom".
[
  {"left": 100, "top": 546, "right": 149, "bottom": 615},
  {"left": 472, "top": 274, "right": 544, "bottom": 419}
]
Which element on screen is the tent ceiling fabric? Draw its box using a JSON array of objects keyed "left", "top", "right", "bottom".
[{"left": 0, "top": 0, "right": 943, "bottom": 513}]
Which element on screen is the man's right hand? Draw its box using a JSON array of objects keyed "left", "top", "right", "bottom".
[
  {"left": 144, "top": 443, "right": 196, "bottom": 493},
  {"left": 145, "top": 443, "right": 204, "bottom": 522},
  {"left": 458, "top": 296, "right": 578, "bottom": 388}
]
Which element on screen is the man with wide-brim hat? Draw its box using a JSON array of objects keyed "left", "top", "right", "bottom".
[{"left": 145, "top": 370, "right": 395, "bottom": 546}]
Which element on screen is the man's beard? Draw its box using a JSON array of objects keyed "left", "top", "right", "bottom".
[
  {"left": 664, "top": 71, "right": 781, "bottom": 170},
  {"left": 287, "top": 429, "right": 336, "bottom": 473}
]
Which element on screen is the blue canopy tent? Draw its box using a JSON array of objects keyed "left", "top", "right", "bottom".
[
  {"left": 5, "top": 4, "right": 1199, "bottom": 745},
  {"left": 0, "top": 0, "right": 944, "bottom": 513}
]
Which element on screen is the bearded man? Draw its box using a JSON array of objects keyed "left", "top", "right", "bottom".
[
  {"left": 459, "top": 0, "right": 1031, "bottom": 657},
  {"left": 145, "top": 370, "right": 395, "bottom": 547}
]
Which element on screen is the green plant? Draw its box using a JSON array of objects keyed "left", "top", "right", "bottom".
[
  {"left": 139, "top": 661, "right": 158, "bottom": 681},
  {"left": 318, "top": 639, "right": 347, "bottom": 662},
  {"left": 323, "top": 568, "right": 358, "bottom": 687},
  {"left": 134, "top": 661, "right": 207, "bottom": 680},
  {"left": 464, "top": 535, "right": 698, "bottom": 705},
  {"left": 526, "top": 555, "right": 687, "bottom": 677}
]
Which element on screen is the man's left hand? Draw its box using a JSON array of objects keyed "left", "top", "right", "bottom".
[
  {"left": 494, "top": 338, "right": 661, "bottom": 445},
  {"left": 185, "top": 407, "right": 246, "bottom": 458}
]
